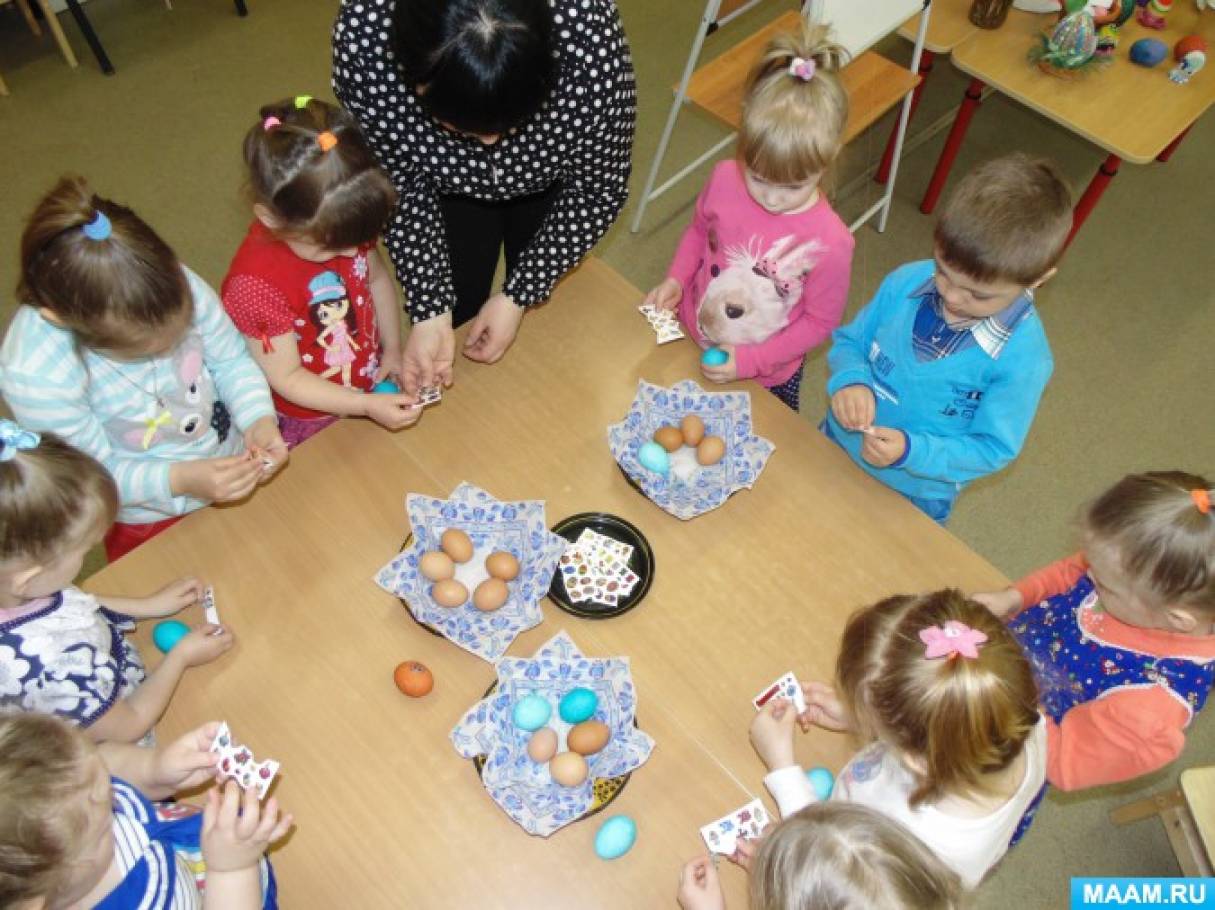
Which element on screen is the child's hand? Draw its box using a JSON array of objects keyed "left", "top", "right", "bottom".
[
  {"left": 244, "top": 416, "right": 288, "bottom": 478},
  {"left": 171, "top": 455, "right": 263, "bottom": 502},
  {"left": 172, "top": 625, "right": 235, "bottom": 668},
  {"left": 376, "top": 347, "right": 405, "bottom": 385},
  {"left": 749, "top": 698, "right": 797, "bottom": 771},
  {"left": 644, "top": 277, "right": 682, "bottom": 312},
  {"left": 830, "top": 384, "right": 876, "bottom": 431},
  {"left": 677, "top": 856, "right": 726, "bottom": 910},
  {"left": 152, "top": 721, "right": 222, "bottom": 791},
  {"left": 971, "top": 588, "right": 1024, "bottom": 619},
  {"left": 700, "top": 344, "right": 737, "bottom": 384},
  {"left": 202, "top": 782, "right": 293, "bottom": 875},
  {"left": 799, "top": 680, "right": 851, "bottom": 733},
  {"left": 730, "top": 835, "right": 762, "bottom": 871},
  {"left": 142, "top": 577, "right": 205, "bottom": 618},
  {"left": 860, "top": 426, "right": 906, "bottom": 468},
  {"left": 364, "top": 391, "right": 422, "bottom": 430}
]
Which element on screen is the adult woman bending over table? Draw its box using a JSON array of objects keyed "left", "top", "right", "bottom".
[{"left": 332, "top": 0, "right": 636, "bottom": 390}]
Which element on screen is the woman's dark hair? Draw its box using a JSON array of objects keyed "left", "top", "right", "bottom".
[{"left": 393, "top": 0, "right": 557, "bottom": 136}]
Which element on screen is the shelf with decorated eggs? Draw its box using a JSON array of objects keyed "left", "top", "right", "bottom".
[
  {"left": 450, "top": 631, "right": 656, "bottom": 836},
  {"left": 375, "top": 482, "right": 567, "bottom": 663},
  {"left": 607, "top": 379, "right": 774, "bottom": 520}
]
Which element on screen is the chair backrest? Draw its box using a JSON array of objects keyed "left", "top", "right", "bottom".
[{"left": 804, "top": 0, "right": 922, "bottom": 58}]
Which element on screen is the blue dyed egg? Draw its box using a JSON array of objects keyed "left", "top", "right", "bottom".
[
  {"left": 152, "top": 620, "right": 190, "bottom": 654},
  {"left": 558, "top": 687, "right": 598, "bottom": 724},
  {"left": 701, "top": 347, "right": 729, "bottom": 366},
  {"left": 371, "top": 379, "right": 401, "bottom": 394},
  {"left": 512, "top": 694, "right": 552, "bottom": 731},
  {"left": 637, "top": 441, "right": 670, "bottom": 474},
  {"left": 1130, "top": 37, "right": 1167, "bottom": 66},
  {"left": 807, "top": 766, "right": 835, "bottom": 801},
  {"left": 594, "top": 815, "right": 637, "bottom": 860}
]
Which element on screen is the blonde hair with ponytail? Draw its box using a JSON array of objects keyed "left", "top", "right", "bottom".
[
  {"left": 739, "top": 22, "right": 849, "bottom": 185},
  {"left": 836, "top": 590, "right": 1040, "bottom": 807}
]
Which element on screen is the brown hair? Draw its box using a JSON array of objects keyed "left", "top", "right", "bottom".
[
  {"left": 750, "top": 802, "right": 966, "bottom": 910},
  {"left": 244, "top": 97, "right": 398, "bottom": 249},
  {"left": 836, "top": 590, "right": 1040, "bottom": 807},
  {"left": 0, "top": 713, "right": 102, "bottom": 907},
  {"left": 738, "top": 23, "right": 849, "bottom": 185},
  {"left": 1084, "top": 471, "right": 1215, "bottom": 613},
  {"left": 17, "top": 176, "right": 192, "bottom": 354},
  {"left": 933, "top": 153, "right": 1072, "bottom": 287},
  {"left": 0, "top": 427, "right": 117, "bottom": 565}
]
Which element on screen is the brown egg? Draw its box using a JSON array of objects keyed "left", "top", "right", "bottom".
[
  {"left": 485, "top": 551, "right": 520, "bottom": 581},
  {"left": 440, "top": 528, "right": 474, "bottom": 563},
  {"left": 681, "top": 414, "right": 706, "bottom": 446},
  {"left": 527, "top": 728, "right": 558, "bottom": 763},
  {"left": 393, "top": 661, "right": 434, "bottom": 697},
  {"left": 549, "top": 751, "right": 589, "bottom": 788},
  {"left": 419, "top": 550, "right": 455, "bottom": 582},
  {"left": 473, "top": 577, "right": 509, "bottom": 612},
  {"left": 567, "top": 720, "right": 611, "bottom": 756},
  {"left": 653, "top": 425, "right": 684, "bottom": 453},
  {"left": 696, "top": 435, "right": 726, "bottom": 466},
  {"left": 431, "top": 578, "right": 468, "bottom": 608}
]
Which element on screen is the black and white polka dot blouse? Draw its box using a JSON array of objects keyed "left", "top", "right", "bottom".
[{"left": 332, "top": 0, "right": 637, "bottom": 323}]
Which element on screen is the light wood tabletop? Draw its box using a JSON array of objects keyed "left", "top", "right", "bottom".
[
  {"left": 84, "top": 258, "right": 1009, "bottom": 909},
  {"left": 951, "top": 5, "right": 1215, "bottom": 162},
  {"left": 899, "top": 0, "right": 979, "bottom": 54},
  {"left": 1180, "top": 766, "right": 1215, "bottom": 868}
]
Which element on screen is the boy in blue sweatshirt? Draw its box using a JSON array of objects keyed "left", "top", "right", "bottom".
[{"left": 823, "top": 154, "right": 1072, "bottom": 522}]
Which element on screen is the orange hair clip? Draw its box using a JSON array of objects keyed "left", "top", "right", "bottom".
[
  {"left": 1192, "top": 489, "right": 1212, "bottom": 515},
  {"left": 317, "top": 131, "right": 338, "bottom": 153}
]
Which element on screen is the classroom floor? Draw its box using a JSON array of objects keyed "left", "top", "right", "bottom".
[{"left": 1, "top": 0, "right": 1212, "bottom": 905}]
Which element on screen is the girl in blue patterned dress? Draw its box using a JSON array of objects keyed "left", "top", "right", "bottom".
[
  {"left": 0, "top": 421, "right": 234, "bottom": 743},
  {"left": 0, "top": 712, "right": 289, "bottom": 908}
]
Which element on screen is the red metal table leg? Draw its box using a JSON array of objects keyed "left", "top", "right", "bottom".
[
  {"left": 1065, "top": 154, "right": 1121, "bottom": 249},
  {"left": 920, "top": 77, "right": 985, "bottom": 215},
  {"left": 1156, "top": 126, "right": 1190, "bottom": 163},
  {"left": 875, "top": 49, "right": 936, "bottom": 186}
]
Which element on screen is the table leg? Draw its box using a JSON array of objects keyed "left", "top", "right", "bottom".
[
  {"left": 1156, "top": 126, "right": 1190, "bottom": 163},
  {"left": 63, "top": 0, "right": 113, "bottom": 74},
  {"left": 876, "top": 49, "right": 935, "bottom": 186},
  {"left": 919, "top": 77, "right": 985, "bottom": 215},
  {"left": 1066, "top": 153, "right": 1120, "bottom": 249}
]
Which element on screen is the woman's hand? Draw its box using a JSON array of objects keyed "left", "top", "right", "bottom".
[
  {"left": 402, "top": 312, "right": 455, "bottom": 392},
  {"left": 463, "top": 292, "right": 525, "bottom": 364}
]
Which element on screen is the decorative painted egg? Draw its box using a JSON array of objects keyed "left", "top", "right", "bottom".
[
  {"left": 371, "top": 379, "right": 401, "bottom": 394},
  {"left": 637, "top": 441, "right": 670, "bottom": 474},
  {"left": 1130, "top": 37, "right": 1168, "bottom": 66},
  {"left": 701, "top": 347, "right": 729, "bottom": 366},
  {"left": 512, "top": 694, "right": 553, "bottom": 731},
  {"left": 807, "top": 766, "right": 835, "bottom": 801},
  {"left": 394, "top": 661, "right": 434, "bottom": 697},
  {"left": 594, "top": 815, "right": 638, "bottom": 860},
  {"left": 152, "top": 620, "right": 190, "bottom": 653},
  {"left": 558, "top": 687, "right": 599, "bottom": 724},
  {"left": 1048, "top": 11, "right": 1097, "bottom": 67}
]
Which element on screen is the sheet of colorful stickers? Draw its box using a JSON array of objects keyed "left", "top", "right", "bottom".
[
  {"left": 638, "top": 303, "right": 685, "bottom": 344},
  {"left": 209, "top": 722, "right": 280, "bottom": 799},
  {"left": 557, "top": 528, "right": 640, "bottom": 606}
]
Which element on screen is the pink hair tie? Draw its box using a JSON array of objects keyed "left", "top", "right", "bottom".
[
  {"left": 920, "top": 621, "right": 988, "bottom": 661},
  {"left": 263, "top": 116, "right": 282, "bottom": 131},
  {"left": 789, "top": 56, "right": 817, "bottom": 81}
]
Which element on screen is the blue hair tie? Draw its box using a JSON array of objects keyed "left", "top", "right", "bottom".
[
  {"left": 82, "top": 211, "right": 112, "bottom": 241},
  {"left": 0, "top": 419, "right": 41, "bottom": 462}
]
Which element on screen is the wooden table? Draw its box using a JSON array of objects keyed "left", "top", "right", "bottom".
[
  {"left": 85, "top": 258, "right": 1008, "bottom": 909},
  {"left": 919, "top": 5, "right": 1215, "bottom": 245},
  {"left": 1109, "top": 765, "right": 1215, "bottom": 876}
]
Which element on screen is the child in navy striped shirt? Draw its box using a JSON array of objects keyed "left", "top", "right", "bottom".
[{"left": 0, "top": 177, "right": 286, "bottom": 561}]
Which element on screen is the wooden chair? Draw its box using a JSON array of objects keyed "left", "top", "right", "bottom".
[
  {"left": 0, "top": 0, "right": 80, "bottom": 94},
  {"left": 1110, "top": 766, "right": 1215, "bottom": 877},
  {"left": 629, "top": 0, "right": 932, "bottom": 234}
]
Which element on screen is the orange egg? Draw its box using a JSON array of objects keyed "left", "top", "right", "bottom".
[
  {"left": 441, "top": 528, "right": 474, "bottom": 563},
  {"left": 432, "top": 578, "right": 468, "bottom": 608},
  {"left": 549, "top": 751, "right": 589, "bottom": 788},
  {"left": 696, "top": 435, "right": 726, "bottom": 466},
  {"left": 485, "top": 551, "right": 520, "bottom": 581},
  {"left": 393, "top": 661, "right": 433, "bottom": 697},
  {"left": 653, "top": 425, "right": 684, "bottom": 453},
  {"left": 681, "top": 414, "right": 705, "bottom": 447},
  {"left": 419, "top": 550, "right": 455, "bottom": 582},
  {"left": 473, "top": 577, "right": 509, "bottom": 612},
  {"left": 567, "top": 720, "right": 611, "bottom": 756}
]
